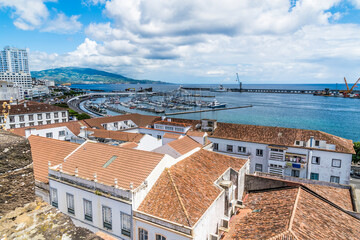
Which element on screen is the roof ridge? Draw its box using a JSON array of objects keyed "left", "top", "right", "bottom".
[
  {"left": 165, "top": 168, "right": 191, "bottom": 227},
  {"left": 288, "top": 187, "right": 301, "bottom": 231}
]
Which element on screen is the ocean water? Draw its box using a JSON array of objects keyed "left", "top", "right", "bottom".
[{"left": 72, "top": 84, "right": 360, "bottom": 142}]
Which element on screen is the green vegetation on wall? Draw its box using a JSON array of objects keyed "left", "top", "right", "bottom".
[{"left": 353, "top": 142, "right": 360, "bottom": 164}]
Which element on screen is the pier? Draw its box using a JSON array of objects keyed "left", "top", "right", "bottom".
[
  {"left": 165, "top": 105, "right": 253, "bottom": 116},
  {"left": 181, "top": 87, "right": 345, "bottom": 94}
]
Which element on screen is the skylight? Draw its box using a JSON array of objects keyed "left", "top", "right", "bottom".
[{"left": 103, "top": 155, "right": 118, "bottom": 168}]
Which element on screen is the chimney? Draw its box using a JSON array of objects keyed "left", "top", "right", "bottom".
[
  {"left": 75, "top": 167, "right": 78, "bottom": 177},
  {"left": 161, "top": 116, "right": 166, "bottom": 121},
  {"left": 94, "top": 173, "right": 97, "bottom": 182},
  {"left": 114, "top": 178, "right": 118, "bottom": 188},
  {"left": 130, "top": 182, "right": 133, "bottom": 190}
]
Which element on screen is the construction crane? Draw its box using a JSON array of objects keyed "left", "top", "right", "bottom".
[
  {"left": 341, "top": 77, "right": 360, "bottom": 96},
  {"left": 236, "top": 73, "right": 242, "bottom": 92}
]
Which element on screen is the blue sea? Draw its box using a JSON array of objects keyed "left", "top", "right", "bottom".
[{"left": 72, "top": 84, "right": 360, "bottom": 142}]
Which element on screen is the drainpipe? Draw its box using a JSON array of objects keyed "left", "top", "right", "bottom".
[{"left": 307, "top": 150, "right": 313, "bottom": 179}]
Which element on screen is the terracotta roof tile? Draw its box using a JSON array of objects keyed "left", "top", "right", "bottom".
[
  {"left": 223, "top": 187, "right": 360, "bottom": 240},
  {"left": 9, "top": 121, "right": 84, "bottom": 137},
  {"left": 186, "top": 130, "right": 206, "bottom": 137},
  {"left": 28, "top": 135, "right": 80, "bottom": 183},
  {"left": 211, "top": 122, "right": 355, "bottom": 154},
  {"left": 120, "top": 142, "right": 138, "bottom": 149},
  {"left": 83, "top": 113, "right": 159, "bottom": 129},
  {"left": 154, "top": 121, "right": 192, "bottom": 127},
  {"left": 54, "top": 141, "right": 165, "bottom": 189},
  {"left": 167, "top": 136, "right": 202, "bottom": 155},
  {"left": 87, "top": 129, "right": 144, "bottom": 143},
  {"left": 138, "top": 150, "right": 248, "bottom": 227},
  {"left": 8, "top": 102, "right": 67, "bottom": 115},
  {"left": 163, "top": 133, "right": 182, "bottom": 139}
]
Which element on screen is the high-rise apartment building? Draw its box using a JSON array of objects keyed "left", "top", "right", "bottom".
[
  {"left": 0, "top": 46, "right": 29, "bottom": 73},
  {"left": 0, "top": 46, "right": 32, "bottom": 96}
]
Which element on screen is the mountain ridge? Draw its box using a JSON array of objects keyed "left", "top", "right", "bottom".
[{"left": 31, "top": 67, "right": 168, "bottom": 84}]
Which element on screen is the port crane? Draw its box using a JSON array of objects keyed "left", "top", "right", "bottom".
[
  {"left": 236, "top": 73, "right": 242, "bottom": 92},
  {"left": 342, "top": 77, "right": 360, "bottom": 96}
]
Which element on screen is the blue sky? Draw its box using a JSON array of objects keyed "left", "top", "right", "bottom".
[{"left": 1, "top": 0, "right": 360, "bottom": 84}]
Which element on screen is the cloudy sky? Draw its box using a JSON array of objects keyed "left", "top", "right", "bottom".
[{"left": 1, "top": 0, "right": 360, "bottom": 84}]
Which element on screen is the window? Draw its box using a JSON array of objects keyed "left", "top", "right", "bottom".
[
  {"left": 54, "top": 112, "right": 58, "bottom": 118},
  {"left": 102, "top": 206, "right": 112, "bottom": 230},
  {"left": 315, "top": 140, "right": 320, "bottom": 146},
  {"left": 38, "top": 121, "right": 43, "bottom": 125},
  {"left": 50, "top": 188, "right": 58, "bottom": 207},
  {"left": 19, "top": 115, "right": 24, "bottom": 122},
  {"left": 291, "top": 169, "right": 300, "bottom": 178},
  {"left": 138, "top": 228, "right": 148, "bottom": 240},
  {"left": 10, "top": 124, "right": 15, "bottom": 129},
  {"left": 46, "top": 132, "right": 53, "bottom": 138},
  {"left": 157, "top": 135, "right": 162, "bottom": 140},
  {"left": 46, "top": 120, "right": 51, "bottom": 125},
  {"left": 330, "top": 176, "right": 340, "bottom": 183},
  {"left": 54, "top": 120, "right": 59, "bottom": 123},
  {"left": 255, "top": 163, "right": 263, "bottom": 172},
  {"left": 310, "top": 173, "right": 319, "bottom": 180},
  {"left": 332, "top": 159, "right": 341, "bottom": 168},
  {"left": 175, "top": 127, "right": 183, "bottom": 132},
  {"left": 226, "top": 145, "right": 233, "bottom": 152},
  {"left": 37, "top": 114, "right": 42, "bottom": 120},
  {"left": 114, "top": 122, "right": 118, "bottom": 128},
  {"left": 121, "top": 212, "right": 131, "bottom": 237},
  {"left": 295, "top": 140, "right": 300, "bottom": 145},
  {"left": 62, "top": 119, "right": 67, "bottom": 122},
  {"left": 29, "top": 122, "right": 34, "bottom": 126},
  {"left": 62, "top": 112, "right": 66, "bottom": 117},
  {"left": 164, "top": 126, "right": 173, "bottom": 131},
  {"left": 213, "top": 143, "right": 219, "bottom": 151},
  {"left": 66, "top": 193, "right": 75, "bottom": 214},
  {"left": 59, "top": 130, "right": 65, "bottom": 136},
  {"left": 256, "top": 149, "right": 263, "bottom": 156},
  {"left": 271, "top": 148, "right": 284, "bottom": 152},
  {"left": 20, "top": 123, "right": 25, "bottom": 128},
  {"left": 238, "top": 146, "right": 246, "bottom": 153},
  {"left": 28, "top": 115, "right": 33, "bottom": 121},
  {"left": 103, "top": 124, "right": 107, "bottom": 130},
  {"left": 312, "top": 156, "right": 320, "bottom": 165},
  {"left": 46, "top": 113, "right": 51, "bottom": 119},
  {"left": 156, "top": 234, "right": 166, "bottom": 240},
  {"left": 9, "top": 116, "right": 15, "bottom": 123},
  {"left": 84, "top": 199, "right": 92, "bottom": 222}
]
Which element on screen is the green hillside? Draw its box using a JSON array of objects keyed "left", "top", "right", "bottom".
[{"left": 31, "top": 67, "right": 167, "bottom": 84}]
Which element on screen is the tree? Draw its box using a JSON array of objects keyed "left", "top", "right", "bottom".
[
  {"left": 77, "top": 113, "right": 91, "bottom": 120},
  {"left": 353, "top": 142, "right": 360, "bottom": 164}
]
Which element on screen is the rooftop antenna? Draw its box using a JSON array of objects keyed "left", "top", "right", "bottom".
[{"left": 236, "top": 73, "right": 242, "bottom": 92}]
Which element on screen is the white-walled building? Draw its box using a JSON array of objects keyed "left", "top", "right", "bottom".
[
  {"left": 1, "top": 101, "right": 69, "bottom": 129},
  {"left": 48, "top": 141, "right": 174, "bottom": 239},
  {"left": 208, "top": 122, "right": 355, "bottom": 185},
  {"left": 135, "top": 149, "right": 249, "bottom": 240},
  {"left": 0, "top": 81, "right": 20, "bottom": 100}
]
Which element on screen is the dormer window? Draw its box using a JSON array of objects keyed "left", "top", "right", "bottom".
[
  {"left": 295, "top": 141, "right": 300, "bottom": 146},
  {"left": 315, "top": 140, "right": 320, "bottom": 147}
]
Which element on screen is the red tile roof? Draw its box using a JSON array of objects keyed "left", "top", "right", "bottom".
[
  {"left": 138, "top": 150, "right": 248, "bottom": 227},
  {"left": 8, "top": 102, "right": 67, "bottom": 115},
  {"left": 28, "top": 135, "right": 80, "bottom": 183},
  {"left": 223, "top": 187, "right": 360, "bottom": 240},
  {"left": 154, "top": 121, "right": 192, "bottom": 127},
  {"left": 54, "top": 141, "right": 165, "bottom": 189},
  {"left": 83, "top": 113, "right": 159, "bottom": 129},
  {"left": 167, "top": 136, "right": 202, "bottom": 155},
  {"left": 186, "top": 130, "right": 206, "bottom": 137},
  {"left": 9, "top": 120, "right": 86, "bottom": 137},
  {"left": 87, "top": 128, "right": 144, "bottom": 143},
  {"left": 211, "top": 122, "right": 355, "bottom": 154},
  {"left": 120, "top": 142, "right": 138, "bottom": 149},
  {"left": 162, "top": 133, "right": 182, "bottom": 139}
]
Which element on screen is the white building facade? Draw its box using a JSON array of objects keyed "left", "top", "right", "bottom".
[
  {"left": 0, "top": 81, "right": 20, "bottom": 100},
  {"left": 208, "top": 137, "right": 353, "bottom": 185}
]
